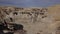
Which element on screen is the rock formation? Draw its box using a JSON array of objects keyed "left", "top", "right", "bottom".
[{"left": 0, "top": 5, "right": 60, "bottom": 34}]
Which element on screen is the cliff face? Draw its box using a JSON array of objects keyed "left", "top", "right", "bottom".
[{"left": 0, "top": 5, "right": 60, "bottom": 34}]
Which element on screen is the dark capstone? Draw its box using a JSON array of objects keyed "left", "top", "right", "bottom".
[
  {"left": 19, "top": 8, "right": 24, "bottom": 10},
  {"left": 32, "top": 9, "right": 37, "bottom": 11},
  {"left": 13, "top": 12, "right": 18, "bottom": 15},
  {"left": 57, "top": 27, "right": 60, "bottom": 30},
  {"left": 42, "top": 16, "right": 47, "bottom": 18},
  {"left": 40, "top": 13, "right": 44, "bottom": 15},
  {"left": 13, "top": 24, "right": 23, "bottom": 30},
  {"left": 15, "top": 8, "right": 24, "bottom": 11},
  {"left": 0, "top": 23, "right": 5, "bottom": 30},
  {"left": 10, "top": 18, "right": 13, "bottom": 22}
]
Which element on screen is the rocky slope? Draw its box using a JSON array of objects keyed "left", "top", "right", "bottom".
[{"left": 0, "top": 5, "right": 60, "bottom": 34}]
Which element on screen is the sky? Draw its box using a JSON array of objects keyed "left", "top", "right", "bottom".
[{"left": 0, "top": 0, "right": 60, "bottom": 7}]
